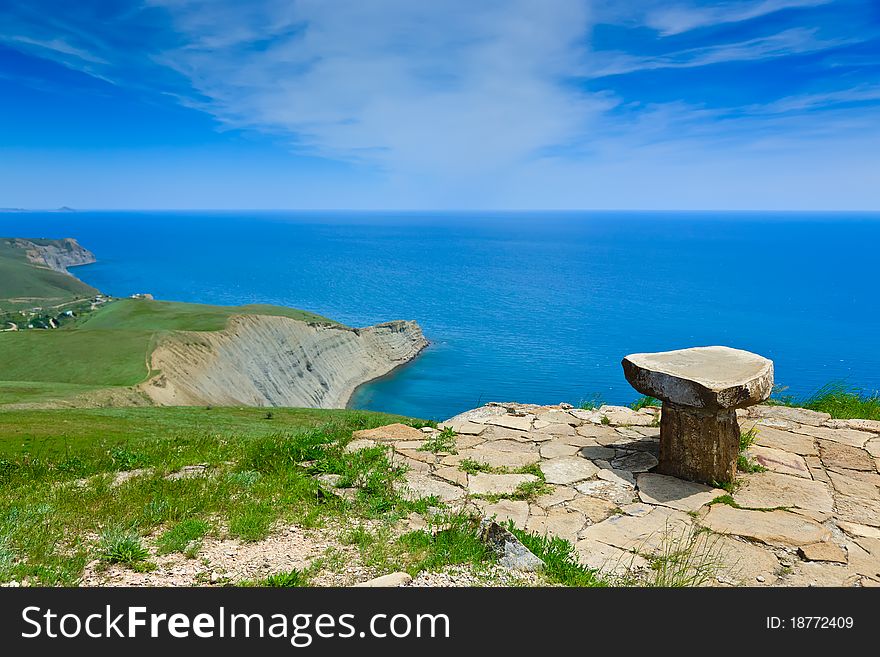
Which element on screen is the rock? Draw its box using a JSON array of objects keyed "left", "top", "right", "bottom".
[
  {"left": 747, "top": 445, "right": 811, "bottom": 478},
  {"left": 452, "top": 447, "right": 539, "bottom": 469},
  {"left": 791, "top": 425, "right": 872, "bottom": 448},
  {"left": 541, "top": 456, "right": 599, "bottom": 485},
  {"left": 751, "top": 405, "right": 831, "bottom": 427},
  {"left": 866, "top": 438, "right": 880, "bottom": 458},
  {"left": 433, "top": 466, "right": 468, "bottom": 487},
  {"left": 579, "top": 445, "right": 617, "bottom": 461},
  {"left": 536, "top": 410, "right": 579, "bottom": 426},
  {"left": 613, "top": 427, "right": 645, "bottom": 440},
  {"left": 533, "top": 423, "right": 577, "bottom": 437},
  {"left": 575, "top": 480, "right": 638, "bottom": 505},
  {"left": 353, "top": 423, "right": 426, "bottom": 442},
  {"left": 712, "top": 536, "right": 781, "bottom": 586},
  {"left": 781, "top": 561, "right": 861, "bottom": 587},
  {"left": 485, "top": 415, "right": 534, "bottom": 432},
  {"left": 316, "top": 473, "right": 343, "bottom": 489},
  {"left": 354, "top": 572, "right": 413, "bottom": 587},
  {"left": 573, "top": 538, "right": 648, "bottom": 576},
  {"left": 396, "top": 448, "right": 436, "bottom": 464},
  {"left": 733, "top": 472, "right": 834, "bottom": 513},
  {"left": 396, "top": 472, "right": 464, "bottom": 502},
  {"left": 620, "top": 502, "right": 654, "bottom": 517},
  {"left": 623, "top": 346, "right": 774, "bottom": 410},
  {"left": 804, "top": 455, "right": 831, "bottom": 482},
  {"left": 478, "top": 500, "right": 530, "bottom": 528},
  {"left": 637, "top": 473, "right": 723, "bottom": 512},
  {"left": 540, "top": 442, "right": 581, "bottom": 459},
  {"left": 479, "top": 520, "right": 544, "bottom": 572},
  {"left": 798, "top": 542, "right": 847, "bottom": 564},
  {"left": 526, "top": 507, "right": 588, "bottom": 542},
  {"left": 438, "top": 420, "right": 487, "bottom": 436},
  {"left": 468, "top": 473, "right": 538, "bottom": 496},
  {"left": 579, "top": 506, "right": 693, "bottom": 553},
  {"left": 701, "top": 506, "right": 831, "bottom": 547},
  {"left": 837, "top": 521, "right": 880, "bottom": 539},
  {"left": 597, "top": 405, "right": 657, "bottom": 427},
  {"left": 567, "top": 495, "right": 620, "bottom": 523},
  {"left": 611, "top": 451, "right": 659, "bottom": 473},
  {"left": 845, "top": 540, "right": 880, "bottom": 580},
  {"left": 753, "top": 426, "right": 817, "bottom": 455},
  {"left": 827, "top": 470, "right": 879, "bottom": 500},
  {"left": 834, "top": 496, "right": 880, "bottom": 527},
  {"left": 479, "top": 439, "right": 538, "bottom": 454},
  {"left": 819, "top": 441, "right": 875, "bottom": 471},
  {"left": 165, "top": 464, "right": 210, "bottom": 480},
  {"left": 569, "top": 409, "right": 599, "bottom": 422},
  {"left": 345, "top": 438, "right": 378, "bottom": 453},
  {"left": 595, "top": 466, "right": 636, "bottom": 488},
  {"left": 535, "top": 486, "right": 578, "bottom": 508},
  {"left": 843, "top": 420, "right": 880, "bottom": 434},
  {"left": 396, "top": 455, "right": 431, "bottom": 473}
]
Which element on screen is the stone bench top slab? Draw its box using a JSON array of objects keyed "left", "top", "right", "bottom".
[{"left": 622, "top": 345, "right": 774, "bottom": 410}]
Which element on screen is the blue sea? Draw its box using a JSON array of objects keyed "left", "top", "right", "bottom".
[{"left": 2, "top": 211, "right": 878, "bottom": 420}]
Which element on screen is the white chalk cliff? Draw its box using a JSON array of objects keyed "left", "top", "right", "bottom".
[{"left": 140, "top": 314, "right": 428, "bottom": 408}]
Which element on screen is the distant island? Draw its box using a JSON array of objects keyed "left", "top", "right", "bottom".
[
  {"left": 0, "top": 237, "right": 428, "bottom": 409},
  {"left": 0, "top": 206, "right": 77, "bottom": 212}
]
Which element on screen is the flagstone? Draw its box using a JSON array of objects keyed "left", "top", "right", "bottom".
[
  {"left": 819, "top": 440, "right": 875, "bottom": 471},
  {"left": 468, "top": 473, "right": 538, "bottom": 496},
  {"left": 637, "top": 473, "right": 723, "bottom": 512},
  {"left": 734, "top": 471, "right": 834, "bottom": 513},
  {"left": 753, "top": 426, "right": 817, "bottom": 455},
  {"left": 541, "top": 456, "right": 599, "bottom": 485},
  {"left": 747, "top": 445, "right": 810, "bottom": 478},
  {"left": 701, "top": 506, "right": 831, "bottom": 547}
]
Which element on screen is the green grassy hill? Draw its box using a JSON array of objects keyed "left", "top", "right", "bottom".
[
  {"left": 0, "top": 298, "right": 341, "bottom": 407},
  {"left": 0, "top": 238, "right": 98, "bottom": 311},
  {"left": 0, "top": 237, "right": 342, "bottom": 408},
  {"left": 76, "top": 298, "right": 336, "bottom": 331}
]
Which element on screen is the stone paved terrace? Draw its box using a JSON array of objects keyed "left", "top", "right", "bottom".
[{"left": 352, "top": 402, "right": 880, "bottom": 587}]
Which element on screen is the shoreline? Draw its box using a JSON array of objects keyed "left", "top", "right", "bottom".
[{"left": 345, "top": 338, "right": 431, "bottom": 410}]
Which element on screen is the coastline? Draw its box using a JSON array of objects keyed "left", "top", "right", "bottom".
[{"left": 345, "top": 337, "right": 431, "bottom": 410}]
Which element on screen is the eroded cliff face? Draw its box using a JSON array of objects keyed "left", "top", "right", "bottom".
[
  {"left": 140, "top": 315, "right": 428, "bottom": 408},
  {"left": 12, "top": 238, "right": 96, "bottom": 272}
]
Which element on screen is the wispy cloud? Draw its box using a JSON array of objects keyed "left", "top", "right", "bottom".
[
  {"left": 587, "top": 27, "right": 856, "bottom": 77},
  {"left": 148, "top": 0, "right": 608, "bottom": 178},
  {"left": 643, "top": 0, "right": 832, "bottom": 36}
]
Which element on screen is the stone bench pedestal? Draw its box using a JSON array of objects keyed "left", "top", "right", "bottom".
[{"left": 622, "top": 346, "right": 774, "bottom": 485}]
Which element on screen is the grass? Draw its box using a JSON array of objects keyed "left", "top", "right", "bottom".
[
  {"left": 769, "top": 382, "right": 880, "bottom": 421},
  {"left": 0, "top": 407, "right": 428, "bottom": 585},
  {"left": 0, "top": 406, "right": 409, "bottom": 458},
  {"left": 640, "top": 526, "right": 724, "bottom": 587},
  {"left": 156, "top": 519, "right": 210, "bottom": 555},
  {"left": 397, "top": 514, "right": 494, "bottom": 576},
  {"left": 263, "top": 569, "right": 310, "bottom": 587},
  {"left": 737, "top": 428, "right": 766, "bottom": 474},
  {"left": 97, "top": 527, "right": 150, "bottom": 565},
  {"left": 75, "top": 298, "right": 336, "bottom": 331},
  {"left": 578, "top": 394, "right": 604, "bottom": 411},
  {"left": 0, "top": 238, "right": 98, "bottom": 312},
  {"left": 419, "top": 426, "right": 458, "bottom": 454},
  {"left": 630, "top": 396, "right": 661, "bottom": 411},
  {"left": 507, "top": 523, "right": 605, "bottom": 587}
]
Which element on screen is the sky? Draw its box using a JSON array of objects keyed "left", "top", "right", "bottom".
[{"left": 0, "top": 0, "right": 878, "bottom": 210}]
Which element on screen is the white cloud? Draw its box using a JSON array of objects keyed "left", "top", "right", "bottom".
[
  {"left": 147, "top": 0, "right": 609, "bottom": 181},
  {"left": 644, "top": 0, "right": 831, "bottom": 36},
  {"left": 586, "top": 27, "right": 853, "bottom": 77}
]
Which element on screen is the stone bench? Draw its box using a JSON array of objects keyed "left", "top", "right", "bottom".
[{"left": 622, "top": 346, "right": 774, "bottom": 485}]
